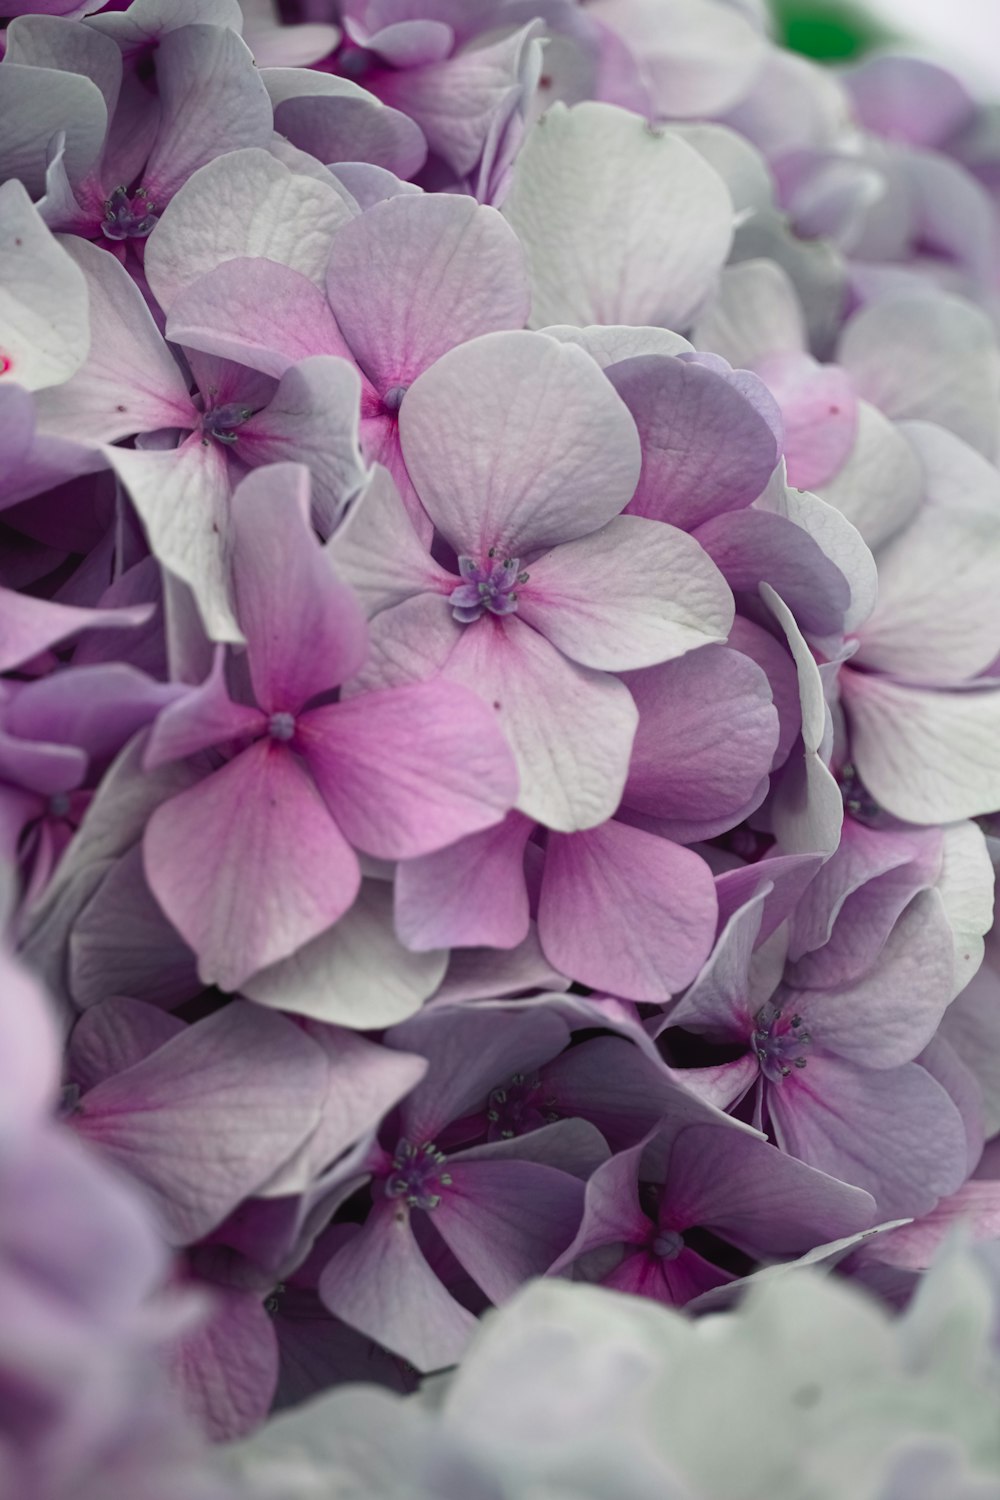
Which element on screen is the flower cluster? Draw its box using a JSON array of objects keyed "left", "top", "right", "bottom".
[{"left": 1, "top": 0, "right": 1000, "bottom": 1493}]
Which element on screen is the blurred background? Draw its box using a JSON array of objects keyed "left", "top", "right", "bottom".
[{"left": 772, "top": 0, "right": 1000, "bottom": 92}]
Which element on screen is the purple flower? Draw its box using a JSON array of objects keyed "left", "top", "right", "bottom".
[
  {"left": 331, "top": 330, "right": 735, "bottom": 831},
  {"left": 663, "top": 883, "right": 971, "bottom": 1218},
  {"left": 553, "top": 1113, "right": 875, "bottom": 1307},
  {"left": 318, "top": 1007, "right": 608, "bottom": 1370},
  {"left": 142, "top": 462, "right": 518, "bottom": 991}
]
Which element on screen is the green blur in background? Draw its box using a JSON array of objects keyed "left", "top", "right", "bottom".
[{"left": 770, "top": 0, "right": 895, "bottom": 60}]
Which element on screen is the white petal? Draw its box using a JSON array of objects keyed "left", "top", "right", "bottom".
[{"left": 504, "top": 101, "right": 733, "bottom": 330}]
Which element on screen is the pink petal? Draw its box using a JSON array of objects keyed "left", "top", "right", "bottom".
[
  {"left": 300, "top": 679, "right": 518, "bottom": 860},
  {"left": 752, "top": 351, "right": 858, "bottom": 490},
  {"left": 539, "top": 819, "right": 717, "bottom": 1001},
  {"left": 144, "top": 647, "right": 266, "bottom": 770},
  {"left": 229, "top": 463, "right": 368, "bottom": 712},
  {"left": 167, "top": 1286, "right": 278, "bottom": 1441},
  {"left": 394, "top": 811, "right": 534, "bottom": 952},
  {"left": 144, "top": 740, "right": 361, "bottom": 992}
]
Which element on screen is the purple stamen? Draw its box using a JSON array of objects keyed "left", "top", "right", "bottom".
[
  {"left": 751, "top": 1003, "right": 812, "bottom": 1085},
  {"left": 101, "top": 185, "right": 159, "bottom": 242},
  {"left": 268, "top": 712, "right": 296, "bottom": 741},
  {"left": 384, "top": 1139, "right": 452, "bottom": 1211},
  {"left": 449, "top": 553, "right": 529, "bottom": 624},
  {"left": 202, "top": 402, "right": 254, "bottom": 445}
]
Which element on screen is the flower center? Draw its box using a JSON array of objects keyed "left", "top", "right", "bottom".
[
  {"left": 449, "top": 550, "right": 529, "bottom": 624},
  {"left": 384, "top": 1139, "right": 452, "bottom": 1211},
  {"left": 486, "top": 1072, "right": 558, "bottom": 1140},
  {"left": 838, "top": 762, "right": 888, "bottom": 827},
  {"left": 381, "top": 384, "right": 408, "bottom": 413},
  {"left": 101, "top": 185, "right": 159, "bottom": 241},
  {"left": 268, "top": 712, "right": 296, "bottom": 741},
  {"left": 751, "top": 1003, "right": 812, "bottom": 1084},
  {"left": 201, "top": 402, "right": 254, "bottom": 445},
  {"left": 652, "top": 1229, "right": 684, "bottom": 1261},
  {"left": 48, "top": 792, "right": 72, "bottom": 819}
]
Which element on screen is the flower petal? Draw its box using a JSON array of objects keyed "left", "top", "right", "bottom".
[
  {"left": 144, "top": 740, "right": 361, "bottom": 991},
  {"left": 518, "top": 516, "right": 733, "bottom": 672},
  {"left": 399, "top": 328, "right": 641, "bottom": 557},
  {"left": 504, "top": 101, "right": 733, "bottom": 329}
]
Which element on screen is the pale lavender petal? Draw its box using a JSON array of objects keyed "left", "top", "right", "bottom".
[
  {"left": 318, "top": 1201, "right": 477, "bottom": 1371},
  {"left": 610, "top": 353, "right": 780, "bottom": 529},
  {"left": 768, "top": 1055, "right": 969, "bottom": 1219},
  {"left": 433, "top": 1159, "right": 585, "bottom": 1303},
  {"left": 325, "top": 193, "right": 529, "bottom": 395},
  {"left": 145, "top": 147, "right": 354, "bottom": 313},
  {"left": 518, "top": 516, "right": 733, "bottom": 672},
  {"left": 142, "top": 24, "right": 273, "bottom": 202},
  {"left": 399, "top": 329, "right": 640, "bottom": 557},
  {"left": 72, "top": 1002, "right": 328, "bottom": 1243}
]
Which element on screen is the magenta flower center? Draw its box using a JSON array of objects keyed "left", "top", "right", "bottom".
[
  {"left": 384, "top": 1139, "right": 452, "bottom": 1211},
  {"left": 751, "top": 1004, "right": 812, "bottom": 1084},
  {"left": 101, "top": 185, "right": 159, "bottom": 242},
  {"left": 449, "top": 551, "right": 529, "bottom": 624},
  {"left": 202, "top": 402, "right": 254, "bottom": 445}
]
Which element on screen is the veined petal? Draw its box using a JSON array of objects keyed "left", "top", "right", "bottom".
[
  {"left": 504, "top": 101, "right": 733, "bottom": 329},
  {"left": 300, "top": 679, "right": 518, "bottom": 859},
  {"left": 325, "top": 193, "right": 530, "bottom": 394},
  {"left": 399, "top": 329, "right": 641, "bottom": 557},
  {"left": 517, "top": 517, "right": 733, "bottom": 672},
  {"left": 143, "top": 740, "right": 361, "bottom": 992},
  {"left": 444, "top": 613, "right": 638, "bottom": 833}
]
